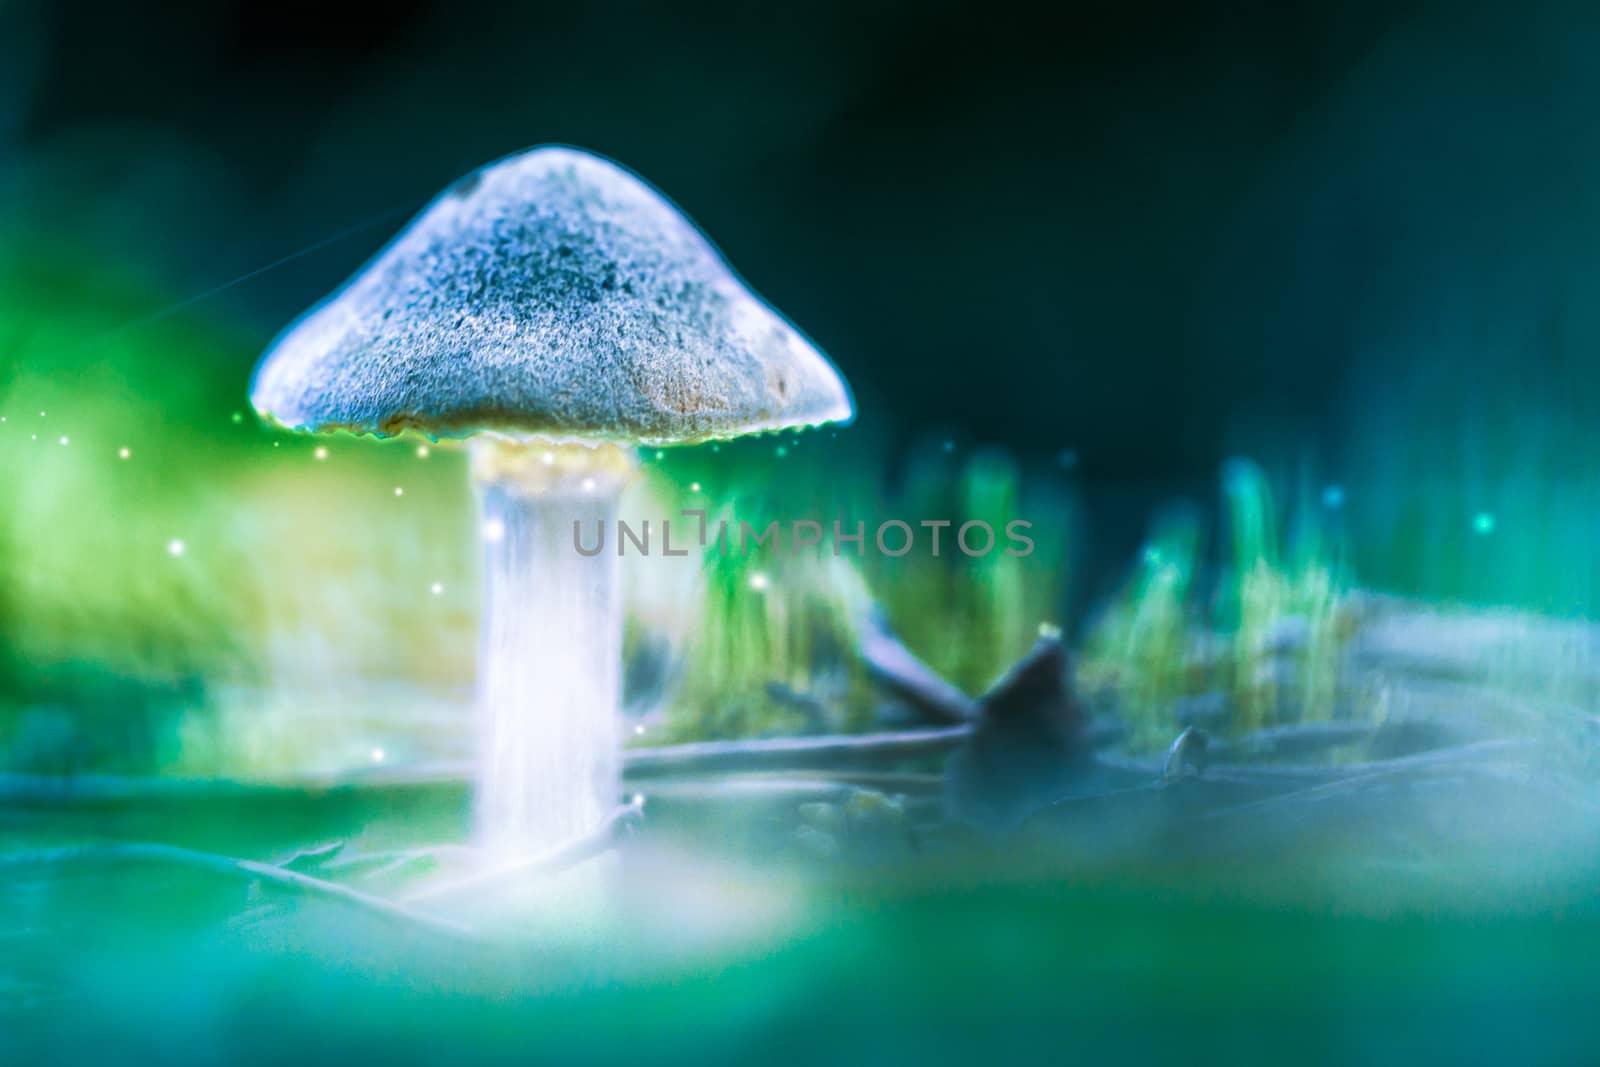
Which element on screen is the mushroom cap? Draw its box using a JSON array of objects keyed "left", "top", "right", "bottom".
[{"left": 250, "top": 146, "right": 853, "bottom": 445}]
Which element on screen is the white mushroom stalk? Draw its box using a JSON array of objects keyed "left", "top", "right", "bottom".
[{"left": 470, "top": 438, "right": 637, "bottom": 856}]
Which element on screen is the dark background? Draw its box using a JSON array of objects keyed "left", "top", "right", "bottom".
[{"left": 8, "top": 0, "right": 1600, "bottom": 588}]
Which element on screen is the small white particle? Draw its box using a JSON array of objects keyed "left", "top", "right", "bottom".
[
  {"left": 167, "top": 539, "right": 186, "bottom": 557},
  {"left": 314, "top": 446, "right": 328, "bottom": 461},
  {"left": 118, "top": 447, "right": 131, "bottom": 459},
  {"left": 416, "top": 445, "right": 430, "bottom": 458},
  {"left": 394, "top": 486, "right": 404, "bottom": 497},
  {"left": 430, "top": 582, "right": 444, "bottom": 595},
  {"left": 633, "top": 724, "right": 646, "bottom": 736},
  {"left": 371, "top": 747, "right": 385, "bottom": 763},
  {"left": 58, "top": 436, "right": 69, "bottom": 446},
  {"left": 689, "top": 482, "right": 701, "bottom": 493},
  {"left": 481, "top": 518, "right": 506, "bottom": 543},
  {"left": 749, "top": 572, "right": 770, "bottom": 592},
  {"left": 582, "top": 477, "right": 596, "bottom": 492},
  {"left": 541, "top": 451, "right": 555, "bottom": 466}
]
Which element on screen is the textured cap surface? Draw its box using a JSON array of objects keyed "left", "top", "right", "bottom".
[{"left": 250, "top": 146, "right": 853, "bottom": 444}]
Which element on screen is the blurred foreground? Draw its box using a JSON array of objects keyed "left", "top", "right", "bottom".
[{"left": 6, "top": 589, "right": 1600, "bottom": 1063}]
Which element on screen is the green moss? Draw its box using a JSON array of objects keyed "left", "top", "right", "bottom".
[
  {"left": 623, "top": 442, "right": 877, "bottom": 741},
  {"left": 660, "top": 515, "right": 873, "bottom": 741},
  {"left": 868, "top": 443, "right": 1077, "bottom": 696},
  {"left": 1079, "top": 508, "right": 1203, "bottom": 747},
  {"left": 1217, "top": 459, "right": 1348, "bottom": 731},
  {"left": 1081, "top": 459, "right": 1355, "bottom": 749},
  {"left": 631, "top": 437, "right": 1077, "bottom": 739}
]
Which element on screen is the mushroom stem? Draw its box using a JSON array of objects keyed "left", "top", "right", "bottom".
[{"left": 470, "top": 437, "right": 639, "bottom": 857}]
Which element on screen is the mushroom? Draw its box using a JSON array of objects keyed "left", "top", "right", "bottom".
[{"left": 250, "top": 146, "right": 853, "bottom": 855}]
